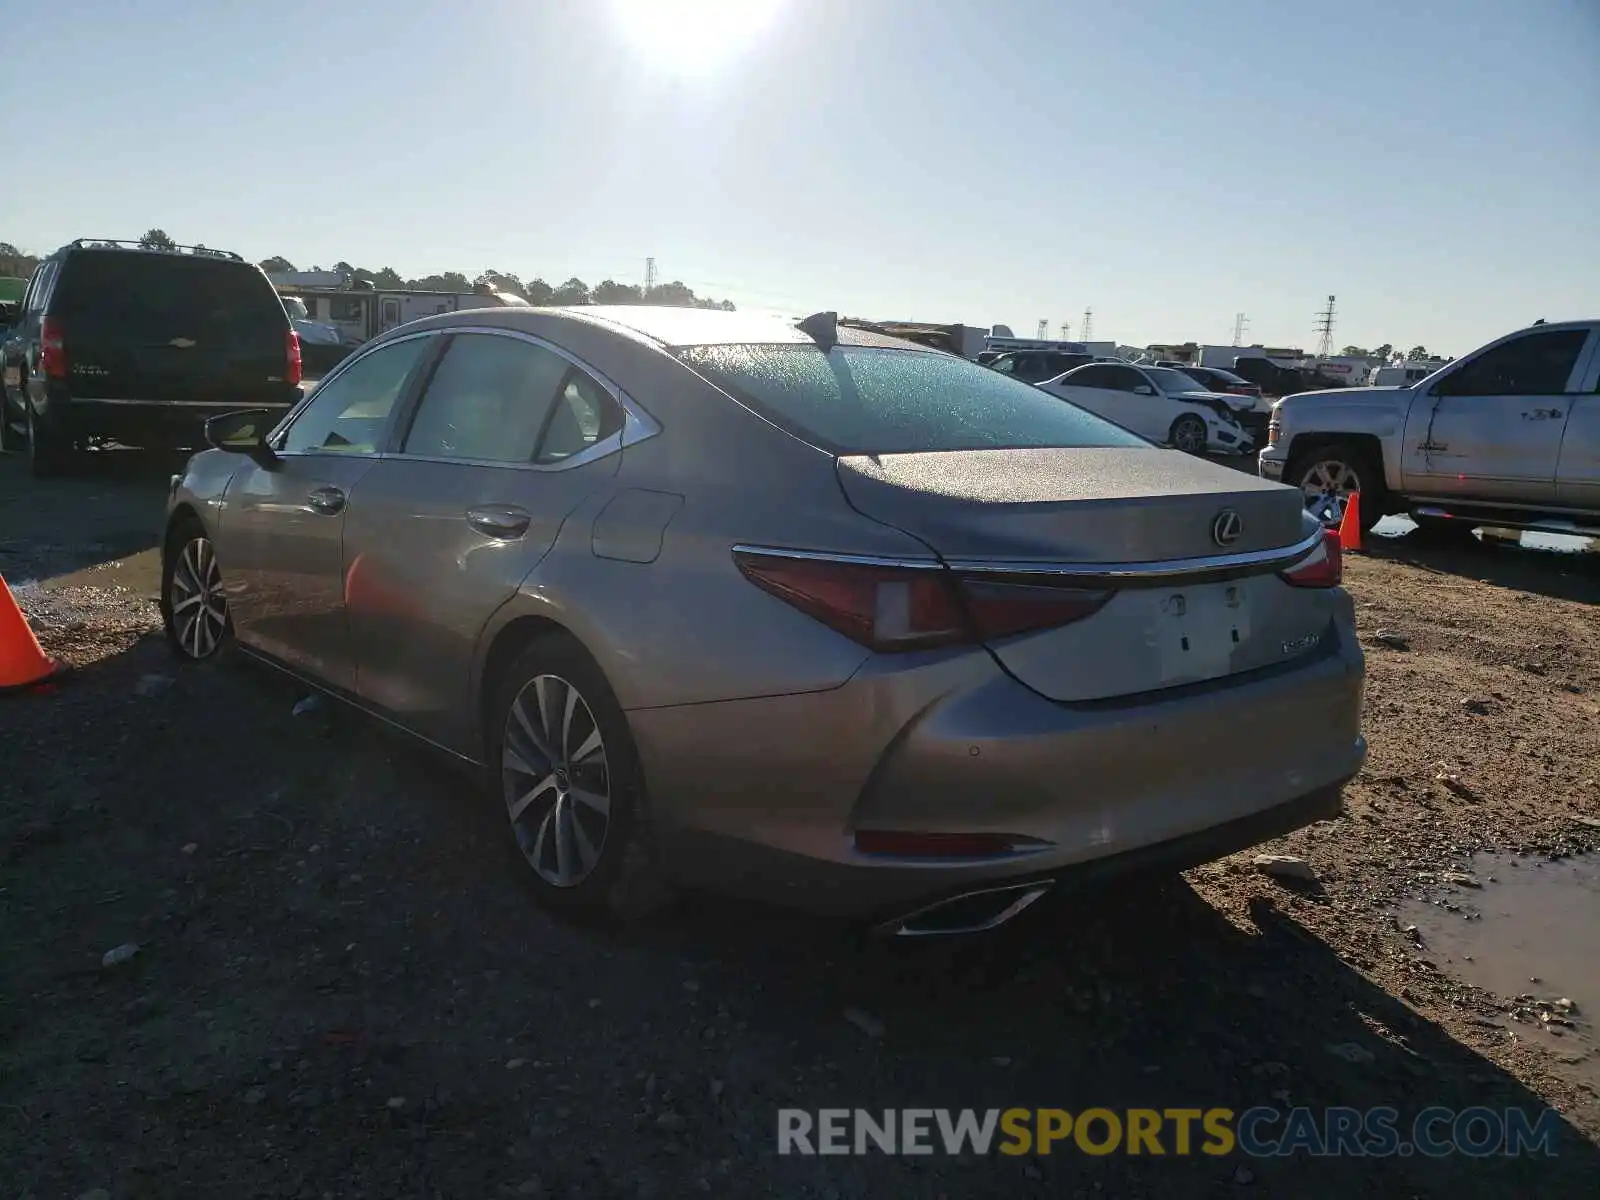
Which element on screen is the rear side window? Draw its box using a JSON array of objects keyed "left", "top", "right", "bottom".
[
  {"left": 49, "top": 253, "right": 287, "bottom": 341},
  {"left": 676, "top": 345, "right": 1150, "bottom": 455}
]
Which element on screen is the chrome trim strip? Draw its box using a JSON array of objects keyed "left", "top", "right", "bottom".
[
  {"left": 730, "top": 544, "right": 942, "bottom": 569},
  {"left": 272, "top": 324, "right": 662, "bottom": 470},
  {"left": 943, "top": 526, "right": 1326, "bottom": 581},
  {"left": 734, "top": 527, "right": 1326, "bottom": 583},
  {"left": 74, "top": 398, "right": 295, "bottom": 408},
  {"left": 875, "top": 882, "right": 1056, "bottom": 939}
]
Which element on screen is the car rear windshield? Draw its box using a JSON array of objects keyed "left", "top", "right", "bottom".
[
  {"left": 676, "top": 344, "right": 1150, "bottom": 454},
  {"left": 50, "top": 252, "right": 288, "bottom": 342}
]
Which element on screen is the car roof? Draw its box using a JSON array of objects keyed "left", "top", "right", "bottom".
[{"left": 475, "top": 305, "right": 936, "bottom": 353}]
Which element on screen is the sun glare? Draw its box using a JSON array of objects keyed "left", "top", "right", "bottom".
[{"left": 606, "top": 0, "right": 785, "bottom": 76}]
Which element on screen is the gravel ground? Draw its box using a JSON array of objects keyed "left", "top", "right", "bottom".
[{"left": 2, "top": 450, "right": 1598, "bottom": 1199}]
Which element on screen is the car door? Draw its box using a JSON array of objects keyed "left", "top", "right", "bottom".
[
  {"left": 340, "top": 329, "right": 625, "bottom": 753},
  {"left": 1045, "top": 364, "right": 1115, "bottom": 416},
  {"left": 1400, "top": 326, "right": 1594, "bottom": 503},
  {"left": 219, "top": 333, "right": 436, "bottom": 690},
  {"left": 1556, "top": 331, "right": 1600, "bottom": 510},
  {"left": 1099, "top": 365, "right": 1168, "bottom": 439}
]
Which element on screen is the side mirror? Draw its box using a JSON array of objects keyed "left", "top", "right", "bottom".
[
  {"left": 1134, "top": 384, "right": 1156, "bottom": 396},
  {"left": 204, "top": 408, "right": 280, "bottom": 467}
]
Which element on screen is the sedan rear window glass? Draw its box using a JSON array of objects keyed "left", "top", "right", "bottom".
[{"left": 676, "top": 345, "right": 1150, "bottom": 454}]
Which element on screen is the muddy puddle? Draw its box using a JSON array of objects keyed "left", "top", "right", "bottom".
[{"left": 1396, "top": 852, "right": 1600, "bottom": 1087}]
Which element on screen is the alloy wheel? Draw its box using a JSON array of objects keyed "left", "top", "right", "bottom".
[
  {"left": 1171, "top": 417, "right": 1206, "bottom": 454},
  {"left": 1299, "top": 459, "right": 1361, "bottom": 527},
  {"left": 168, "top": 536, "right": 228, "bottom": 658},
  {"left": 502, "top": 674, "right": 611, "bottom": 888}
]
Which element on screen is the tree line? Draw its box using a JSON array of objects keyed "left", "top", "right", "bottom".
[{"left": 0, "top": 230, "right": 737, "bottom": 312}]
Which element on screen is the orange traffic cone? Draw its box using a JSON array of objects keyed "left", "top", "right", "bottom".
[
  {"left": 1338, "top": 490, "right": 1363, "bottom": 552},
  {"left": 0, "top": 576, "right": 63, "bottom": 692}
]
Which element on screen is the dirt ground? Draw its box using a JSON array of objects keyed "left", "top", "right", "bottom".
[{"left": 2, "top": 449, "right": 1598, "bottom": 1199}]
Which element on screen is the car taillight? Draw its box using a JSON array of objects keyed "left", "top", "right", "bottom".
[
  {"left": 1279, "top": 530, "right": 1342, "bottom": 588},
  {"left": 732, "top": 551, "right": 1112, "bottom": 651},
  {"left": 1266, "top": 417, "right": 1281, "bottom": 447},
  {"left": 40, "top": 317, "right": 67, "bottom": 378},
  {"left": 286, "top": 329, "right": 303, "bottom": 387}
]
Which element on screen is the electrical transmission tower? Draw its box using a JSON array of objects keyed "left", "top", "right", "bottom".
[
  {"left": 644, "top": 257, "right": 658, "bottom": 295},
  {"left": 1313, "top": 295, "right": 1337, "bottom": 360},
  {"left": 1232, "top": 312, "right": 1248, "bottom": 345},
  {"left": 1058, "top": 321, "right": 1071, "bottom": 341},
  {"left": 1036, "top": 319, "right": 1050, "bottom": 339},
  {"left": 1080, "top": 308, "right": 1094, "bottom": 341}
]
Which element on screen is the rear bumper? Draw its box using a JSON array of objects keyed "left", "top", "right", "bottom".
[
  {"left": 38, "top": 393, "right": 298, "bottom": 443},
  {"left": 633, "top": 615, "right": 1365, "bottom": 918}
]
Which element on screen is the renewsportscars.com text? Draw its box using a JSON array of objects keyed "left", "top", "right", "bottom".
[{"left": 777, "top": 1106, "right": 1562, "bottom": 1158}]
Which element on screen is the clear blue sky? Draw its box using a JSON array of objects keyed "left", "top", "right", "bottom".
[{"left": 4, "top": 0, "right": 1596, "bottom": 355}]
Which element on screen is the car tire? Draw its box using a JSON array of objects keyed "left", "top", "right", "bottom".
[
  {"left": 1168, "top": 414, "right": 1208, "bottom": 455},
  {"left": 26, "top": 409, "right": 74, "bottom": 477},
  {"left": 160, "top": 518, "right": 235, "bottom": 662},
  {"left": 1285, "top": 441, "right": 1384, "bottom": 533},
  {"left": 0, "top": 396, "right": 21, "bottom": 452},
  {"left": 490, "top": 632, "right": 674, "bottom": 922}
]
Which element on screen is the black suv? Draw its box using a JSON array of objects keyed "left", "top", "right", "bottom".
[{"left": 1, "top": 240, "right": 302, "bottom": 474}]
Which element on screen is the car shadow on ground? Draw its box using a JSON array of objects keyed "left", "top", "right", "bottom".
[
  {"left": 0, "top": 447, "right": 182, "bottom": 586},
  {"left": 4, "top": 553, "right": 1597, "bottom": 1198},
  {"left": 1363, "top": 525, "right": 1599, "bottom": 604}
]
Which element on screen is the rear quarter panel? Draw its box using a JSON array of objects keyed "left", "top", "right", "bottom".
[{"left": 471, "top": 336, "right": 939, "bottom": 712}]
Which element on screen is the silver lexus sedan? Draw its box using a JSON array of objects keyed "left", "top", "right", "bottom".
[{"left": 162, "top": 306, "right": 1365, "bottom": 934}]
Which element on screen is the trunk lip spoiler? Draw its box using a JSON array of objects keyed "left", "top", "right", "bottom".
[{"left": 732, "top": 527, "right": 1326, "bottom": 587}]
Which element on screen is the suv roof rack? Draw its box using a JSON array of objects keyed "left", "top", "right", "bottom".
[{"left": 66, "top": 239, "right": 244, "bottom": 261}]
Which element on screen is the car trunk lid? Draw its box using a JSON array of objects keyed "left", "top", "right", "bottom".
[{"left": 835, "top": 447, "right": 1334, "bottom": 701}]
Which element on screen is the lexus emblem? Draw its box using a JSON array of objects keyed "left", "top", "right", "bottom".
[{"left": 1211, "top": 510, "right": 1243, "bottom": 547}]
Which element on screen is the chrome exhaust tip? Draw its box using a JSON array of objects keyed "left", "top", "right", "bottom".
[{"left": 874, "top": 880, "right": 1055, "bottom": 938}]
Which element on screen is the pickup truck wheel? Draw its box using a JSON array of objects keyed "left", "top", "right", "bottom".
[{"left": 1286, "top": 443, "right": 1383, "bottom": 532}]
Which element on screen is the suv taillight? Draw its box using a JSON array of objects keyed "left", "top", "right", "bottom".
[
  {"left": 286, "top": 329, "right": 303, "bottom": 387},
  {"left": 1279, "top": 530, "right": 1342, "bottom": 588},
  {"left": 40, "top": 317, "right": 67, "bottom": 378},
  {"left": 733, "top": 551, "right": 1112, "bottom": 651}
]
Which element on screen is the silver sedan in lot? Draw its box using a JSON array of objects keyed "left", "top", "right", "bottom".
[{"left": 162, "top": 306, "right": 1365, "bottom": 934}]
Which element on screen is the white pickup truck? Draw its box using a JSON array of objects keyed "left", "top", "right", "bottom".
[{"left": 1257, "top": 320, "right": 1600, "bottom": 538}]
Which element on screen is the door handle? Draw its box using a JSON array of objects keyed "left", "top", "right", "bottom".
[
  {"left": 1521, "top": 408, "right": 1564, "bottom": 420},
  {"left": 466, "top": 505, "right": 532, "bottom": 539},
  {"left": 306, "top": 486, "right": 346, "bottom": 515}
]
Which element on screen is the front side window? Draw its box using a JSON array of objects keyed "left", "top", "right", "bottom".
[
  {"left": 281, "top": 336, "right": 430, "bottom": 454},
  {"left": 403, "top": 333, "right": 571, "bottom": 463},
  {"left": 1109, "top": 366, "right": 1150, "bottom": 392},
  {"left": 1436, "top": 329, "right": 1588, "bottom": 398},
  {"left": 677, "top": 344, "right": 1149, "bottom": 455},
  {"left": 1065, "top": 365, "right": 1113, "bottom": 389}
]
